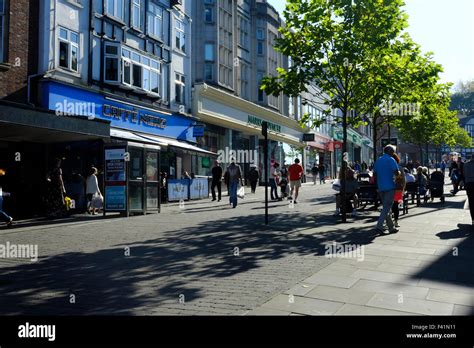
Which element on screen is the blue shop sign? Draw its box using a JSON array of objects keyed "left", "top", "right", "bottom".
[{"left": 43, "top": 82, "right": 195, "bottom": 142}]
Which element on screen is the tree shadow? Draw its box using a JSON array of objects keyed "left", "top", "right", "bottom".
[{"left": 0, "top": 211, "right": 380, "bottom": 315}]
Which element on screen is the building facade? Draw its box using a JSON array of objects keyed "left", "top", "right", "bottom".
[{"left": 191, "top": 0, "right": 306, "bottom": 180}]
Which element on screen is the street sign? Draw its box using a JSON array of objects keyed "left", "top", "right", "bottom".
[
  {"left": 381, "top": 138, "right": 398, "bottom": 147},
  {"left": 303, "top": 133, "right": 315, "bottom": 142}
]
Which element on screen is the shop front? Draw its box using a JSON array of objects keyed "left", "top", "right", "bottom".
[
  {"left": 193, "top": 83, "right": 306, "bottom": 183},
  {"left": 40, "top": 80, "right": 214, "bottom": 213},
  {"left": 306, "top": 132, "right": 332, "bottom": 176}
]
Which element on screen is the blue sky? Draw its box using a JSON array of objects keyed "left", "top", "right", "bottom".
[{"left": 267, "top": 0, "right": 474, "bottom": 87}]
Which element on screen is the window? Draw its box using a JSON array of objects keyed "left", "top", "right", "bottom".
[
  {"left": 58, "top": 27, "right": 79, "bottom": 72},
  {"left": 204, "top": 64, "right": 213, "bottom": 80},
  {"left": 204, "top": 44, "right": 214, "bottom": 61},
  {"left": 257, "top": 72, "right": 264, "bottom": 102},
  {"left": 148, "top": 3, "right": 163, "bottom": 40},
  {"left": 106, "top": 0, "right": 124, "bottom": 20},
  {"left": 131, "top": 0, "right": 142, "bottom": 29},
  {"left": 175, "top": 19, "right": 186, "bottom": 52},
  {"left": 256, "top": 28, "right": 264, "bottom": 40},
  {"left": 204, "top": 7, "right": 213, "bottom": 22},
  {"left": 0, "top": 0, "right": 5, "bottom": 62},
  {"left": 104, "top": 43, "right": 120, "bottom": 82},
  {"left": 175, "top": 74, "right": 185, "bottom": 104},
  {"left": 257, "top": 41, "right": 264, "bottom": 55}
]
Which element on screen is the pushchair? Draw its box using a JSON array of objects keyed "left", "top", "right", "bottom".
[{"left": 428, "top": 170, "right": 445, "bottom": 203}]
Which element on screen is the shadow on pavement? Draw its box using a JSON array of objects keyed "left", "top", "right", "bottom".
[{"left": 0, "top": 211, "right": 379, "bottom": 315}]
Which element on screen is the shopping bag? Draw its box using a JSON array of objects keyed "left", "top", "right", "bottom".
[
  {"left": 332, "top": 179, "right": 341, "bottom": 192},
  {"left": 464, "top": 199, "right": 469, "bottom": 210},
  {"left": 91, "top": 193, "right": 104, "bottom": 209},
  {"left": 237, "top": 186, "right": 245, "bottom": 199}
]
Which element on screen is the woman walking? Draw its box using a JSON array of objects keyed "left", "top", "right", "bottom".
[
  {"left": 45, "top": 158, "right": 67, "bottom": 219},
  {"left": 86, "top": 167, "right": 102, "bottom": 215},
  {"left": 270, "top": 162, "right": 281, "bottom": 201},
  {"left": 391, "top": 154, "right": 406, "bottom": 228}
]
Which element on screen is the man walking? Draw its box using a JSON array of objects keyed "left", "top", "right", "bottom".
[
  {"left": 318, "top": 163, "right": 326, "bottom": 184},
  {"left": 211, "top": 160, "right": 223, "bottom": 202},
  {"left": 462, "top": 155, "right": 474, "bottom": 226},
  {"left": 248, "top": 164, "right": 260, "bottom": 194},
  {"left": 374, "top": 145, "right": 400, "bottom": 234},
  {"left": 225, "top": 158, "right": 243, "bottom": 208},
  {"left": 311, "top": 163, "right": 319, "bottom": 185},
  {"left": 288, "top": 158, "right": 304, "bottom": 204}
]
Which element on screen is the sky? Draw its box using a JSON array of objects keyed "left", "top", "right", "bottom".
[{"left": 267, "top": 0, "right": 474, "bottom": 88}]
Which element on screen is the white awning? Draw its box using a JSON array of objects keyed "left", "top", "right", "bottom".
[
  {"left": 110, "top": 128, "right": 162, "bottom": 150},
  {"left": 137, "top": 133, "right": 217, "bottom": 156}
]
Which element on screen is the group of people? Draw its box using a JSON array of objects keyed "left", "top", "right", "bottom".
[
  {"left": 310, "top": 163, "right": 327, "bottom": 185},
  {"left": 209, "top": 158, "right": 305, "bottom": 208}
]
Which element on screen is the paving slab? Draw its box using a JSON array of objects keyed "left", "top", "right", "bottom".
[
  {"left": 305, "top": 285, "right": 376, "bottom": 306},
  {"left": 366, "top": 293, "right": 454, "bottom": 315},
  {"left": 351, "top": 279, "right": 430, "bottom": 299},
  {"left": 260, "top": 294, "right": 344, "bottom": 315},
  {"left": 302, "top": 273, "right": 360, "bottom": 289},
  {"left": 335, "top": 303, "right": 417, "bottom": 316}
]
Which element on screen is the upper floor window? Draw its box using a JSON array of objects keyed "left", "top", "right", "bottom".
[
  {"left": 148, "top": 2, "right": 164, "bottom": 40},
  {"left": 204, "top": 43, "right": 214, "bottom": 61},
  {"left": 175, "top": 19, "right": 186, "bottom": 53},
  {"left": 257, "top": 72, "right": 264, "bottom": 102},
  {"left": 256, "top": 28, "right": 265, "bottom": 40},
  {"left": 204, "top": 6, "right": 213, "bottom": 23},
  {"left": 106, "top": 0, "right": 124, "bottom": 20},
  {"left": 0, "top": 0, "right": 5, "bottom": 63},
  {"left": 175, "top": 73, "right": 186, "bottom": 104},
  {"left": 58, "top": 27, "right": 79, "bottom": 72},
  {"left": 131, "top": 0, "right": 142, "bottom": 29}
]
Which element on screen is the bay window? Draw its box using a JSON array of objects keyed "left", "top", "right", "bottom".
[
  {"left": 106, "top": 0, "right": 124, "bottom": 20},
  {"left": 58, "top": 27, "right": 79, "bottom": 72}
]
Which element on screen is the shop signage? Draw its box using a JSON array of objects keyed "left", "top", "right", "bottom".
[
  {"left": 303, "top": 134, "right": 315, "bottom": 142},
  {"left": 247, "top": 115, "right": 281, "bottom": 133},
  {"left": 105, "top": 186, "right": 126, "bottom": 210},
  {"left": 45, "top": 82, "right": 195, "bottom": 142},
  {"left": 102, "top": 104, "right": 167, "bottom": 129},
  {"left": 193, "top": 125, "right": 205, "bottom": 137},
  {"left": 105, "top": 148, "right": 126, "bottom": 182}
]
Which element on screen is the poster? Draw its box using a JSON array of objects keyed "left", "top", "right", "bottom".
[
  {"left": 167, "top": 179, "right": 189, "bottom": 202},
  {"left": 105, "top": 148, "right": 126, "bottom": 182},
  {"left": 105, "top": 186, "right": 126, "bottom": 210}
]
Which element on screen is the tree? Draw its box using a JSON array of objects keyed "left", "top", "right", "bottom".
[
  {"left": 450, "top": 79, "right": 474, "bottom": 116},
  {"left": 261, "top": 0, "right": 409, "bottom": 221}
]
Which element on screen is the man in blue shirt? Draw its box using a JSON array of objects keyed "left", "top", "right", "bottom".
[{"left": 374, "top": 145, "right": 400, "bottom": 234}]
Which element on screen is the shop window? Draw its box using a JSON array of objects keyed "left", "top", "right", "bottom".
[
  {"left": 58, "top": 27, "right": 79, "bottom": 72},
  {"left": 106, "top": 0, "right": 124, "bottom": 20}
]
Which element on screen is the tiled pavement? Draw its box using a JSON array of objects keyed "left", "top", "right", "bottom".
[
  {"left": 0, "top": 178, "right": 473, "bottom": 315},
  {"left": 246, "top": 181, "right": 474, "bottom": 316}
]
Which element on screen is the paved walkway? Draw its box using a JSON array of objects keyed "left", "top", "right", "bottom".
[{"left": 0, "top": 180, "right": 472, "bottom": 315}]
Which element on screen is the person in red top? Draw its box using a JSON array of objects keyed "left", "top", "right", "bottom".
[{"left": 288, "top": 158, "right": 304, "bottom": 203}]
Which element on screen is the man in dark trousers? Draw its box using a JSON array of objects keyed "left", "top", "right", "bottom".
[
  {"left": 211, "top": 160, "right": 223, "bottom": 202},
  {"left": 462, "top": 155, "right": 474, "bottom": 226}
]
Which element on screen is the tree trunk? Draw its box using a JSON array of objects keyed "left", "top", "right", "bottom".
[
  {"left": 341, "top": 107, "right": 348, "bottom": 223},
  {"left": 373, "top": 116, "right": 378, "bottom": 165},
  {"left": 419, "top": 144, "right": 423, "bottom": 166}
]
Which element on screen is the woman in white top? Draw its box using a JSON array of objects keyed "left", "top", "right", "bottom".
[{"left": 86, "top": 167, "right": 101, "bottom": 215}]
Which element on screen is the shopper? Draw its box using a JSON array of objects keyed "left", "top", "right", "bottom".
[
  {"left": 86, "top": 167, "right": 102, "bottom": 215},
  {"left": 248, "top": 164, "right": 260, "bottom": 194},
  {"left": 288, "top": 158, "right": 304, "bottom": 203},
  {"left": 270, "top": 162, "right": 281, "bottom": 201},
  {"left": 311, "top": 164, "right": 319, "bottom": 185},
  {"left": 280, "top": 163, "right": 289, "bottom": 199},
  {"left": 374, "top": 145, "right": 400, "bottom": 234},
  {"left": 211, "top": 160, "right": 223, "bottom": 202},
  {"left": 0, "top": 169, "right": 13, "bottom": 227},
  {"left": 225, "top": 158, "right": 243, "bottom": 208},
  {"left": 391, "top": 155, "right": 406, "bottom": 228},
  {"left": 318, "top": 163, "right": 326, "bottom": 184},
  {"left": 45, "top": 158, "right": 67, "bottom": 219}
]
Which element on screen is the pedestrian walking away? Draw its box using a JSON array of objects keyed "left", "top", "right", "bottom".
[
  {"left": 462, "top": 155, "right": 474, "bottom": 225},
  {"left": 318, "top": 163, "right": 326, "bottom": 184},
  {"left": 211, "top": 160, "right": 223, "bottom": 201},
  {"left": 248, "top": 164, "right": 260, "bottom": 194},
  {"left": 45, "top": 158, "right": 67, "bottom": 219},
  {"left": 288, "top": 158, "right": 304, "bottom": 203},
  {"left": 280, "top": 164, "right": 289, "bottom": 199},
  {"left": 374, "top": 145, "right": 400, "bottom": 234},
  {"left": 224, "top": 158, "right": 243, "bottom": 208},
  {"left": 0, "top": 169, "right": 13, "bottom": 227},
  {"left": 311, "top": 163, "right": 319, "bottom": 185}
]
